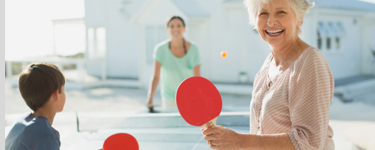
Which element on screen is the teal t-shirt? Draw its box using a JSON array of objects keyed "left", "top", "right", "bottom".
[{"left": 153, "top": 40, "right": 201, "bottom": 102}]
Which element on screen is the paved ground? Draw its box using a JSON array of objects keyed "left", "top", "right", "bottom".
[{"left": 5, "top": 79, "right": 375, "bottom": 150}]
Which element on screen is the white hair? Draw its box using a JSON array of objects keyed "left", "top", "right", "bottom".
[{"left": 243, "top": 0, "right": 314, "bottom": 34}]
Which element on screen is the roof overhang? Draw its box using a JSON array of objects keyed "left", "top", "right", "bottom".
[
  {"left": 130, "top": 0, "right": 210, "bottom": 26},
  {"left": 52, "top": 18, "right": 85, "bottom": 25}
]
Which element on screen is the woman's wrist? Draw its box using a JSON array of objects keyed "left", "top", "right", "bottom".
[
  {"left": 147, "top": 94, "right": 153, "bottom": 100},
  {"left": 236, "top": 133, "right": 247, "bottom": 149},
  {"left": 237, "top": 133, "right": 258, "bottom": 150}
]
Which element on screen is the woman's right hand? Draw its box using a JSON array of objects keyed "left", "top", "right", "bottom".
[
  {"left": 202, "top": 125, "right": 244, "bottom": 150},
  {"left": 146, "top": 98, "right": 154, "bottom": 112}
]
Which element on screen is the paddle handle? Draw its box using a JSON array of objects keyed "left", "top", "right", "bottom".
[
  {"left": 203, "top": 117, "right": 218, "bottom": 146},
  {"left": 206, "top": 120, "right": 215, "bottom": 128},
  {"left": 202, "top": 117, "right": 217, "bottom": 128}
]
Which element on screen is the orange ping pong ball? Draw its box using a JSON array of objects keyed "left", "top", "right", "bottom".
[{"left": 221, "top": 51, "right": 227, "bottom": 58}]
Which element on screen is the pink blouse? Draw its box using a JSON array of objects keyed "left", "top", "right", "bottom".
[{"left": 250, "top": 47, "right": 334, "bottom": 150}]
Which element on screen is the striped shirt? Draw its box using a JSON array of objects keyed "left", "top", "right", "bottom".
[{"left": 250, "top": 47, "right": 334, "bottom": 150}]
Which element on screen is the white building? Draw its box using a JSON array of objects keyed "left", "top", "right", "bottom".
[{"left": 82, "top": 0, "right": 375, "bottom": 89}]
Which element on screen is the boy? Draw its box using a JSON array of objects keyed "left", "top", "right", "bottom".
[{"left": 5, "top": 62, "right": 66, "bottom": 150}]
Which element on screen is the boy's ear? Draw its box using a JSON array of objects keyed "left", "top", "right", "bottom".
[{"left": 52, "top": 89, "right": 59, "bottom": 101}]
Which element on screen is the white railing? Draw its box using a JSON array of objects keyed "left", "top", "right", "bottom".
[
  {"left": 5, "top": 57, "right": 142, "bottom": 89},
  {"left": 5, "top": 57, "right": 86, "bottom": 83}
]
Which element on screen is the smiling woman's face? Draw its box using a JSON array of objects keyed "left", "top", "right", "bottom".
[
  {"left": 256, "top": 0, "right": 302, "bottom": 48},
  {"left": 167, "top": 18, "right": 186, "bottom": 39}
]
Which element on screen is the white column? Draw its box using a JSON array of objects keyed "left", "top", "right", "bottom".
[
  {"left": 6, "top": 61, "right": 12, "bottom": 79},
  {"left": 52, "top": 22, "right": 57, "bottom": 56},
  {"left": 22, "top": 62, "right": 27, "bottom": 71},
  {"left": 93, "top": 27, "right": 97, "bottom": 58},
  {"left": 77, "top": 60, "right": 85, "bottom": 83},
  {"left": 55, "top": 62, "right": 63, "bottom": 72},
  {"left": 101, "top": 59, "right": 106, "bottom": 81},
  {"left": 85, "top": 27, "right": 89, "bottom": 61},
  {"left": 139, "top": 25, "right": 146, "bottom": 88}
]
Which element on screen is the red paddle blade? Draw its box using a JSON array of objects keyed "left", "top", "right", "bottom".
[
  {"left": 176, "top": 76, "right": 222, "bottom": 126},
  {"left": 103, "top": 133, "right": 139, "bottom": 150}
]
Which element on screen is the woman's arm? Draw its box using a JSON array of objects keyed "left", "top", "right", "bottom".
[
  {"left": 193, "top": 65, "right": 201, "bottom": 76},
  {"left": 286, "top": 50, "right": 334, "bottom": 150},
  {"left": 203, "top": 126, "right": 295, "bottom": 150},
  {"left": 146, "top": 60, "right": 161, "bottom": 107}
]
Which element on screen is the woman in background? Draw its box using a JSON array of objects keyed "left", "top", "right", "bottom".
[{"left": 146, "top": 16, "right": 201, "bottom": 112}]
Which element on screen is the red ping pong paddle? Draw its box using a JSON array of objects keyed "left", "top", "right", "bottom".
[
  {"left": 103, "top": 133, "right": 139, "bottom": 150},
  {"left": 176, "top": 76, "right": 223, "bottom": 128}
]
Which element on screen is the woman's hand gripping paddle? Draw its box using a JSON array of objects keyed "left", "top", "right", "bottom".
[
  {"left": 176, "top": 76, "right": 223, "bottom": 129},
  {"left": 103, "top": 133, "right": 139, "bottom": 150}
]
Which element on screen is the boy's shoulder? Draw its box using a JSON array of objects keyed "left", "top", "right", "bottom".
[
  {"left": 25, "top": 115, "right": 59, "bottom": 137},
  {"left": 6, "top": 113, "right": 60, "bottom": 150}
]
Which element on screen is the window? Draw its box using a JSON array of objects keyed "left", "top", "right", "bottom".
[
  {"left": 146, "top": 26, "right": 167, "bottom": 65},
  {"left": 317, "top": 22, "right": 328, "bottom": 51},
  {"left": 337, "top": 22, "right": 345, "bottom": 36},
  {"left": 335, "top": 37, "right": 340, "bottom": 49},
  {"left": 326, "top": 37, "right": 331, "bottom": 50},
  {"left": 317, "top": 22, "right": 344, "bottom": 51},
  {"left": 317, "top": 30, "right": 322, "bottom": 49},
  {"left": 328, "top": 22, "right": 340, "bottom": 49},
  {"left": 328, "top": 22, "right": 337, "bottom": 36},
  {"left": 318, "top": 22, "right": 329, "bottom": 36}
]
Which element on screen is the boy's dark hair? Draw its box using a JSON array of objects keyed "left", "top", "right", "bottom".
[
  {"left": 19, "top": 62, "right": 65, "bottom": 111},
  {"left": 166, "top": 16, "right": 186, "bottom": 27}
]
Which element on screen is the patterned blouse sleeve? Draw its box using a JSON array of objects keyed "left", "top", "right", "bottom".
[{"left": 287, "top": 50, "right": 334, "bottom": 150}]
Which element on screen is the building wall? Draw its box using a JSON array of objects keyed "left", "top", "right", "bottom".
[
  {"left": 85, "top": 0, "right": 143, "bottom": 79},
  {"left": 307, "top": 8, "right": 368, "bottom": 80},
  {"left": 361, "top": 15, "right": 375, "bottom": 75},
  {"left": 84, "top": 0, "right": 375, "bottom": 87},
  {"left": 105, "top": 0, "right": 140, "bottom": 79},
  {"left": 192, "top": 1, "right": 269, "bottom": 83}
]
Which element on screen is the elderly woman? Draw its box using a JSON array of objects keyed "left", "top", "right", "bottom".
[{"left": 202, "top": 0, "right": 334, "bottom": 149}]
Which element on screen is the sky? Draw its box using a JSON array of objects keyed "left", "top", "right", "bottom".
[
  {"left": 4, "top": 0, "right": 375, "bottom": 60},
  {"left": 361, "top": 0, "right": 375, "bottom": 3},
  {"left": 5, "top": 0, "right": 85, "bottom": 60}
]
